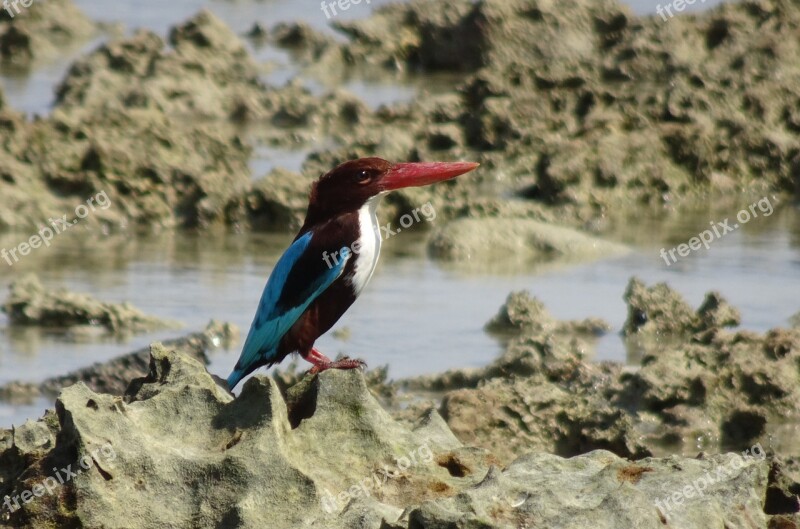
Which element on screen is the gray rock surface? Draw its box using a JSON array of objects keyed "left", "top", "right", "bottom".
[
  {"left": 0, "top": 321, "right": 238, "bottom": 404},
  {"left": 623, "top": 276, "right": 741, "bottom": 336},
  {"left": 0, "top": 0, "right": 96, "bottom": 67},
  {"left": 1, "top": 347, "right": 490, "bottom": 528},
  {"left": 397, "top": 284, "right": 800, "bottom": 472},
  {"left": 486, "top": 290, "right": 610, "bottom": 336},
  {"left": 428, "top": 218, "right": 630, "bottom": 271},
  {"left": 408, "top": 451, "right": 769, "bottom": 529},
  {"left": 0, "top": 346, "right": 788, "bottom": 528},
  {"left": 2, "top": 273, "right": 177, "bottom": 333}
]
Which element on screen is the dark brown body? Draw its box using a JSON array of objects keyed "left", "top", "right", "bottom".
[{"left": 274, "top": 210, "right": 362, "bottom": 364}]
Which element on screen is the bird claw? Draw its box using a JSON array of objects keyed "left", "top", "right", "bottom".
[{"left": 307, "top": 356, "right": 367, "bottom": 375}]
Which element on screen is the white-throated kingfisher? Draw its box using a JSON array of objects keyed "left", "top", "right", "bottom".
[{"left": 226, "top": 157, "right": 479, "bottom": 389}]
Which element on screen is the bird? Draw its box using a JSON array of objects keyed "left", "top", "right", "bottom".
[{"left": 226, "top": 157, "right": 479, "bottom": 390}]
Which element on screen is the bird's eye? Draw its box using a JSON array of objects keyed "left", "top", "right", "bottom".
[{"left": 356, "top": 170, "right": 372, "bottom": 184}]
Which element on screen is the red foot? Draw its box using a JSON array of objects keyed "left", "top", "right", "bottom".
[{"left": 301, "top": 347, "right": 366, "bottom": 375}]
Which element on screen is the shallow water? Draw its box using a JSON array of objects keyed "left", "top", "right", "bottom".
[
  {"left": 0, "top": 202, "right": 797, "bottom": 426},
  {"left": 0, "top": 0, "right": 793, "bottom": 429}
]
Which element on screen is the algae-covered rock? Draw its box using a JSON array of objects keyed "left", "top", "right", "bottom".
[
  {"left": 0, "top": 345, "right": 784, "bottom": 529},
  {"left": 623, "top": 277, "right": 741, "bottom": 336},
  {"left": 1, "top": 347, "right": 488, "bottom": 528},
  {"left": 0, "top": 0, "right": 96, "bottom": 67},
  {"left": 0, "top": 321, "right": 238, "bottom": 403},
  {"left": 2, "top": 273, "right": 176, "bottom": 333},
  {"left": 428, "top": 217, "right": 630, "bottom": 269},
  {"left": 408, "top": 450, "right": 769, "bottom": 529},
  {"left": 486, "top": 290, "right": 610, "bottom": 336}
]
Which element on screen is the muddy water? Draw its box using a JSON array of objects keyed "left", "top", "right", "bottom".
[{"left": 0, "top": 0, "right": 795, "bottom": 428}]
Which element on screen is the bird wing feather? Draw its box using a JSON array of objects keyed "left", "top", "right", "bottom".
[{"left": 233, "top": 231, "right": 350, "bottom": 377}]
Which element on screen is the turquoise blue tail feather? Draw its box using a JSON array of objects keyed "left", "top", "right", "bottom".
[{"left": 226, "top": 232, "right": 350, "bottom": 389}]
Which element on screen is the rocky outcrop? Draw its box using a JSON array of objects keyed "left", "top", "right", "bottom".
[
  {"left": 223, "top": 167, "right": 313, "bottom": 232},
  {"left": 399, "top": 284, "right": 800, "bottom": 470},
  {"left": 0, "top": 321, "right": 237, "bottom": 403},
  {"left": 623, "top": 276, "right": 741, "bottom": 336},
  {"left": 398, "top": 292, "right": 643, "bottom": 463},
  {"left": 409, "top": 451, "right": 769, "bottom": 529},
  {"left": 441, "top": 369, "right": 651, "bottom": 464},
  {"left": 0, "top": 10, "right": 366, "bottom": 232},
  {"left": 402, "top": 290, "right": 611, "bottom": 394},
  {"left": 428, "top": 217, "right": 630, "bottom": 271},
  {"left": 486, "top": 290, "right": 610, "bottom": 336},
  {"left": 275, "top": 0, "right": 798, "bottom": 227},
  {"left": 1, "top": 0, "right": 797, "bottom": 234},
  {"left": 1, "top": 347, "right": 488, "bottom": 528},
  {"left": 0, "top": 346, "right": 785, "bottom": 529},
  {"left": 2, "top": 273, "right": 177, "bottom": 333},
  {"left": 0, "top": 0, "right": 96, "bottom": 67},
  {"left": 615, "top": 284, "right": 800, "bottom": 456}
]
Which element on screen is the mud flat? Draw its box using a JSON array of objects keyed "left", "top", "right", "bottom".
[{"left": 400, "top": 283, "right": 800, "bottom": 461}]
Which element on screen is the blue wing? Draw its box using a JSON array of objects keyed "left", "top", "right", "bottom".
[{"left": 227, "top": 232, "right": 350, "bottom": 389}]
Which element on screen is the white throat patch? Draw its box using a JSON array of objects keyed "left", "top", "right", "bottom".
[{"left": 349, "top": 194, "right": 383, "bottom": 295}]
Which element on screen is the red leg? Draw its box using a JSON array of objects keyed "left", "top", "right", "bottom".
[
  {"left": 300, "top": 347, "right": 366, "bottom": 374},
  {"left": 302, "top": 347, "right": 332, "bottom": 366}
]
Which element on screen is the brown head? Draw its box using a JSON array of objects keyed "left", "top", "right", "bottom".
[{"left": 304, "top": 157, "right": 479, "bottom": 226}]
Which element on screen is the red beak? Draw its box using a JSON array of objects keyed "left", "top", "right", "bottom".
[{"left": 381, "top": 161, "right": 480, "bottom": 191}]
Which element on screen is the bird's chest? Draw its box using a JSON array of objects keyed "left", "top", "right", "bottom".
[{"left": 347, "top": 201, "right": 382, "bottom": 295}]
